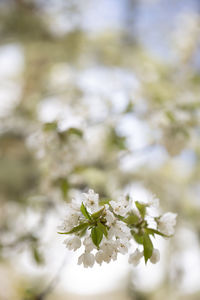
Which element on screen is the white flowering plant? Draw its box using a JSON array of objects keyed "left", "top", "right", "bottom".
[{"left": 58, "top": 189, "right": 177, "bottom": 268}]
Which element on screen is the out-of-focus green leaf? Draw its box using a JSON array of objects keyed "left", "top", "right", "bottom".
[
  {"left": 32, "top": 247, "right": 44, "bottom": 265},
  {"left": 43, "top": 122, "right": 58, "bottom": 131},
  {"left": 59, "top": 127, "right": 83, "bottom": 141},
  {"left": 67, "top": 127, "right": 83, "bottom": 137}
]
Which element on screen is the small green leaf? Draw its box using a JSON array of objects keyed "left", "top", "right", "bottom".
[
  {"left": 58, "top": 128, "right": 83, "bottom": 141},
  {"left": 143, "top": 233, "right": 153, "bottom": 264},
  {"left": 124, "top": 100, "right": 134, "bottom": 113},
  {"left": 131, "top": 231, "right": 144, "bottom": 244},
  {"left": 145, "top": 228, "right": 170, "bottom": 238},
  {"left": 135, "top": 201, "right": 146, "bottom": 219},
  {"left": 32, "top": 247, "right": 44, "bottom": 265},
  {"left": 91, "top": 207, "right": 104, "bottom": 219},
  {"left": 78, "top": 227, "right": 88, "bottom": 237},
  {"left": 43, "top": 122, "right": 57, "bottom": 131},
  {"left": 60, "top": 178, "right": 69, "bottom": 199},
  {"left": 67, "top": 127, "right": 83, "bottom": 137},
  {"left": 124, "top": 214, "right": 139, "bottom": 225},
  {"left": 165, "top": 111, "right": 175, "bottom": 122},
  {"left": 91, "top": 227, "right": 103, "bottom": 248},
  {"left": 80, "top": 203, "right": 92, "bottom": 220},
  {"left": 58, "top": 222, "right": 89, "bottom": 234},
  {"left": 97, "top": 222, "right": 108, "bottom": 238},
  {"left": 99, "top": 198, "right": 111, "bottom": 206}
]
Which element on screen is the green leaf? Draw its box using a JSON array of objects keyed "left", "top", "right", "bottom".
[
  {"left": 32, "top": 247, "right": 44, "bottom": 265},
  {"left": 145, "top": 228, "right": 170, "bottom": 238},
  {"left": 60, "top": 178, "right": 69, "bottom": 199},
  {"left": 124, "top": 100, "right": 134, "bottom": 113},
  {"left": 43, "top": 122, "right": 57, "bottom": 131},
  {"left": 78, "top": 227, "right": 88, "bottom": 237},
  {"left": 135, "top": 201, "right": 146, "bottom": 219},
  {"left": 165, "top": 111, "right": 175, "bottom": 122},
  {"left": 58, "top": 128, "right": 83, "bottom": 142},
  {"left": 58, "top": 222, "right": 89, "bottom": 234},
  {"left": 67, "top": 127, "right": 83, "bottom": 137},
  {"left": 97, "top": 222, "right": 108, "bottom": 238},
  {"left": 131, "top": 231, "right": 144, "bottom": 244},
  {"left": 143, "top": 233, "right": 153, "bottom": 264},
  {"left": 91, "top": 207, "right": 104, "bottom": 219},
  {"left": 80, "top": 202, "right": 92, "bottom": 220},
  {"left": 99, "top": 198, "right": 111, "bottom": 206},
  {"left": 124, "top": 214, "right": 139, "bottom": 225},
  {"left": 91, "top": 227, "right": 103, "bottom": 248}
]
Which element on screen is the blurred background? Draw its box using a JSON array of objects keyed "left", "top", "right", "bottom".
[{"left": 0, "top": 0, "right": 200, "bottom": 299}]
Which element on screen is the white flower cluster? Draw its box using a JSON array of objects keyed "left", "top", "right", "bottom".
[{"left": 58, "top": 189, "right": 177, "bottom": 268}]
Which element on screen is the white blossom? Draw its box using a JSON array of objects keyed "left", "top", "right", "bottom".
[
  {"left": 150, "top": 249, "right": 160, "bottom": 264},
  {"left": 104, "top": 209, "right": 115, "bottom": 226},
  {"left": 108, "top": 220, "right": 131, "bottom": 240},
  {"left": 110, "top": 196, "right": 130, "bottom": 216},
  {"left": 78, "top": 252, "right": 95, "bottom": 268},
  {"left": 82, "top": 189, "right": 99, "bottom": 212},
  {"left": 128, "top": 249, "right": 143, "bottom": 266},
  {"left": 158, "top": 212, "right": 177, "bottom": 235},
  {"left": 83, "top": 236, "right": 95, "bottom": 252},
  {"left": 116, "top": 238, "right": 130, "bottom": 254},
  {"left": 58, "top": 189, "right": 177, "bottom": 268},
  {"left": 148, "top": 194, "right": 160, "bottom": 208},
  {"left": 95, "top": 250, "right": 105, "bottom": 265},
  {"left": 58, "top": 199, "right": 81, "bottom": 232},
  {"left": 64, "top": 236, "right": 81, "bottom": 251},
  {"left": 100, "top": 240, "right": 118, "bottom": 263}
]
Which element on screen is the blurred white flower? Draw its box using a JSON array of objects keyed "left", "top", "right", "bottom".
[
  {"left": 158, "top": 212, "right": 177, "bottom": 235},
  {"left": 104, "top": 209, "right": 115, "bottom": 226},
  {"left": 64, "top": 236, "right": 81, "bottom": 251},
  {"left": 110, "top": 195, "right": 130, "bottom": 216},
  {"left": 100, "top": 240, "right": 118, "bottom": 263},
  {"left": 116, "top": 239, "right": 130, "bottom": 254},
  {"left": 83, "top": 236, "right": 95, "bottom": 252},
  {"left": 128, "top": 249, "right": 143, "bottom": 266},
  {"left": 95, "top": 250, "right": 105, "bottom": 265},
  {"left": 78, "top": 252, "right": 95, "bottom": 268},
  {"left": 150, "top": 248, "right": 160, "bottom": 264},
  {"left": 108, "top": 220, "right": 131, "bottom": 240}
]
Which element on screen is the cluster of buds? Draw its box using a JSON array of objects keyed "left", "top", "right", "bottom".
[{"left": 58, "top": 190, "right": 177, "bottom": 268}]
